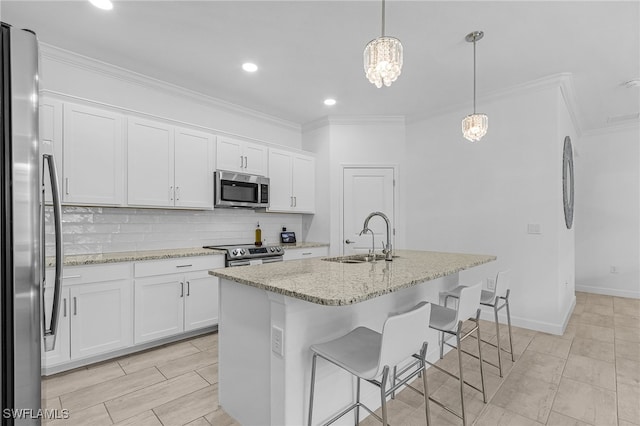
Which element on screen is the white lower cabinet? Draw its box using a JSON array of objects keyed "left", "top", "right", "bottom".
[
  {"left": 134, "top": 256, "right": 224, "bottom": 344},
  {"left": 43, "top": 264, "right": 133, "bottom": 367}
]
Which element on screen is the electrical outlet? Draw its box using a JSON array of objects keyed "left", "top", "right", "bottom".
[
  {"left": 610, "top": 266, "right": 619, "bottom": 274},
  {"left": 527, "top": 224, "right": 541, "bottom": 234},
  {"left": 487, "top": 277, "right": 496, "bottom": 290},
  {"left": 272, "top": 326, "right": 284, "bottom": 357}
]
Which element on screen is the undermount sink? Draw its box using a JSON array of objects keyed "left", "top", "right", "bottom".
[{"left": 322, "top": 254, "right": 400, "bottom": 264}]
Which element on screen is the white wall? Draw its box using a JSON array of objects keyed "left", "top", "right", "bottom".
[
  {"left": 575, "top": 125, "right": 640, "bottom": 298},
  {"left": 404, "top": 83, "right": 576, "bottom": 333},
  {"left": 302, "top": 118, "right": 406, "bottom": 256}
]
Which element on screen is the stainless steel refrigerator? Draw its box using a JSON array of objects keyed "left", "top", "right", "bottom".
[{"left": 1, "top": 22, "right": 62, "bottom": 425}]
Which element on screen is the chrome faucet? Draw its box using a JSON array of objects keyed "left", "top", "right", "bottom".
[
  {"left": 358, "top": 228, "right": 375, "bottom": 260},
  {"left": 361, "top": 211, "right": 393, "bottom": 261}
]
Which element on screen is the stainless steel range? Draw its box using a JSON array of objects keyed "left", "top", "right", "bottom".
[{"left": 204, "top": 243, "right": 284, "bottom": 267}]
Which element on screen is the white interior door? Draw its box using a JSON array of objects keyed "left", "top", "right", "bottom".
[{"left": 343, "top": 167, "right": 395, "bottom": 256}]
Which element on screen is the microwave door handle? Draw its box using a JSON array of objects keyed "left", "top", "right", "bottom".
[{"left": 42, "top": 154, "right": 63, "bottom": 352}]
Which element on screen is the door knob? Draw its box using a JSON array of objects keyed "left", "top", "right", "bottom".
[{"left": 345, "top": 239, "right": 356, "bottom": 244}]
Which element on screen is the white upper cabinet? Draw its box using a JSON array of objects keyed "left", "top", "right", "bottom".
[
  {"left": 128, "top": 117, "right": 214, "bottom": 209},
  {"left": 40, "top": 99, "right": 63, "bottom": 204},
  {"left": 127, "top": 117, "right": 174, "bottom": 207},
  {"left": 174, "top": 128, "right": 214, "bottom": 208},
  {"left": 63, "top": 103, "right": 124, "bottom": 205},
  {"left": 216, "top": 137, "right": 267, "bottom": 176},
  {"left": 267, "top": 148, "right": 315, "bottom": 214}
]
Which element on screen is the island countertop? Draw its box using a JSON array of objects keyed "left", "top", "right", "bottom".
[{"left": 210, "top": 249, "right": 496, "bottom": 306}]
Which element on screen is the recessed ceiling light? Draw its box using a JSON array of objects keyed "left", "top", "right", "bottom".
[
  {"left": 242, "top": 63, "right": 258, "bottom": 73},
  {"left": 324, "top": 98, "right": 337, "bottom": 106},
  {"left": 89, "top": 0, "right": 113, "bottom": 10}
]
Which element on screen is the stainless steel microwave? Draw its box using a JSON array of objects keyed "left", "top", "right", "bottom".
[{"left": 214, "top": 171, "right": 269, "bottom": 208}]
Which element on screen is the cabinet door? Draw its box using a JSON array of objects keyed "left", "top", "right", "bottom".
[
  {"left": 184, "top": 271, "right": 219, "bottom": 331},
  {"left": 243, "top": 141, "right": 268, "bottom": 176},
  {"left": 267, "top": 149, "right": 293, "bottom": 212},
  {"left": 134, "top": 275, "right": 184, "bottom": 344},
  {"left": 42, "top": 285, "right": 71, "bottom": 367},
  {"left": 292, "top": 154, "right": 315, "bottom": 213},
  {"left": 127, "top": 118, "right": 175, "bottom": 207},
  {"left": 70, "top": 280, "right": 133, "bottom": 359},
  {"left": 63, "top": 103, "right": 124, "bottom": 205},
  {"left": 40, "top": 99, "right": 63, "bottom": 205},
  {"left": 174, "top": 128, "right": 214, "bottom": 209},
  {"left": 216, "top": 137, "right": 244, "bottom": 173}
]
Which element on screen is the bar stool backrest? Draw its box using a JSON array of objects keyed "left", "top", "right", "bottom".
[
  {"left": 494, "top": 270, "right": 511, "bottom": 299},
  {"left": 456, "top": 282, "right": 483, "bottom": 324},
  {"left": 377, "top": 302, "right": 432, "bottom": 378}
]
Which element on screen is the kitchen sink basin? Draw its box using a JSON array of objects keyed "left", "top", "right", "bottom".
[{"left": 322, "top": 254, "right": 400, "bottom": 264}]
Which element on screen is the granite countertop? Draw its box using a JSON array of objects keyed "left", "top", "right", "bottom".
[
  {"left": 281, "top": 242, "right": 329, "bottom": 249},
  {"left": 47, "top": 247, "right": 226, "bottom": 267},
  {"left": 210, "top": 249, "right": 496, "bottom": 306}
]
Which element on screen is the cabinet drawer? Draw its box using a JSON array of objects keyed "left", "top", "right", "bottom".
[
  {"left": 59, "top": 263, "right": 132, "bottom": 286},
  {"left": 283, "top": 246, "right": 328, "bottom": 261},
  {"left": 135, "top": 255, "right": 224, "bottom": 278}
]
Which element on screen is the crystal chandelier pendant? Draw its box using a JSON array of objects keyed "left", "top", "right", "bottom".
[
  {"left": 364, "top": 36, "right": 403, "bottom": 88},
  {"left": 462, "top": 113, "right": 488, "bottom": 142},
  {"left": 461, "top": 31, "right": 488, "bottom": 142}
]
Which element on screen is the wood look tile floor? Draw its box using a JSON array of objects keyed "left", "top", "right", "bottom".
[{"left": 42, "top": 292, "right": 639, "bottom": 426}]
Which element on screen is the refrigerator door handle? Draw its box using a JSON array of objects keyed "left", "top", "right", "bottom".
[{"left": 42, "top": 153, "right": 63, "bottom": 352}]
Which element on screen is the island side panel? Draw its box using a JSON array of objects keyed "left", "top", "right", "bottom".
[
  {"left": 218, "top": 279, "right": 272, "bottom": 425},
  {"left": 271, "top": 273, "right": 459, "bottom": 426}
]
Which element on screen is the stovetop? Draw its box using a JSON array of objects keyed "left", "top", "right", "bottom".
[{"left": 203, "top": 243, "right": 283, "bottom": 260}]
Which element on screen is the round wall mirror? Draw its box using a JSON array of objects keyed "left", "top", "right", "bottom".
[{"left": 562, "top": 136, "right": 574, "bottom": 229}]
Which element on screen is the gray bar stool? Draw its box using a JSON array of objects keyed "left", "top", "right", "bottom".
[
  {"left": 308, "top": 302, "right": 432, "bottom": 426},
  {"left": 428, "top": 282, "right": 486, "bottom": 426},
  {"left": 442, "top": 270, "right": 514, "bottom": 377}
]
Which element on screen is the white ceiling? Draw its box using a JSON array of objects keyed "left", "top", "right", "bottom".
[{"left": 2, "top": 1, "right": 639, "bottom": 131}]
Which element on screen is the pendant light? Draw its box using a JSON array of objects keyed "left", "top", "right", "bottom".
[
  {"left": 363, "top": 0, "right": 403, "bottom": 88},
  {"left": 462, "top": 31, "right": 488, "bottom": 142}
]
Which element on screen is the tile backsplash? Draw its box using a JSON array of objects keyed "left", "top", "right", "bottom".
[{"left": 45, "top": 206, "right": 303, "bottom": 256}]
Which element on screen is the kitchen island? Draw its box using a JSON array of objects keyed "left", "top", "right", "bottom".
[{"left": 210, "top": 250, "right": 495, "bottom": 426}]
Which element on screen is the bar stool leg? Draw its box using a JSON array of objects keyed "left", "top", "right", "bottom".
[
  {"left": 476, "top": 316, "right": 487, "bottom": 403},
  {"left": 439, "top": 331, "right": 445, "bottom": 359},
  {"left": 420, "top": 343, "right": 431, "bottom": 426},
  {"left": 355, "top": 377, "right": 361, "bottom": 425},
  {"left": 505, "top": 294, "right": 515, "bottom": 362},
  {"left": 494, "top": 302, "right": 503, "bottom": 377},
  {"left": 308, "top": 353, "right": 318, "bottom": 426},
  {"left": 380, "top": 366, "right": 390, "bottom": 426},
  {"left": 455, "top": 323, "right": 467, "bottom": 426}
]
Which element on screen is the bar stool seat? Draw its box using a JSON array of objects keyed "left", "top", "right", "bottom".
[
  {"left": 310, "top": 326, "right": 382, "bottom": 380},
  {"left": 429, "top": 304, "right": 458, "bottom": 331},
  {"left": 308, "top": 302, "right": 432, "bottom": 426}
]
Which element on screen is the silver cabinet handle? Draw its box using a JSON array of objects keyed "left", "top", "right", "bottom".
[
  {"left": 176, "top": 186, "right": 180, "bottom": 201},
  {"left": 180, "top": 282, "right": 184, "bottom": 298},
  {"left": 186, "top": 281, "right": 190, "bottom": 296},
  {"left": 294, "top": 196, "right": 297, "bottom": 207},
  {"left": 73, "top": 297, "right": 77, "bottom": 316},
  {"left": 240, "top": 155, "right": 244, "bottom": 168},
  {"left": 345, "top": 239, "right": 356, "bottom": 244},
  {"left": 302, "top": 252, "right": 312, "bottom": 256},
  {"left": 63, "top": 298, "right": 67, "bottom": 318},
  {"left": 176, "top": 264, "right": 192, "bottom": 268},
  {"left": 244, "top": 156, "right": 248, "bottom": 169},
  {"left": 169, "top": 186, "right": 174, "bottom": 201},
  {"left": 64, "top": 177, "right": 69, "bottom": 195},
  {"left": 42, "top": 154, "right": 63, "bottom": 352},
  {"left": 290, "top": 196, "right": 293, "bottom": 207}
]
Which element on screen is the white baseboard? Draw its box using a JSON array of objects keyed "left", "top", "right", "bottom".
[{"left": 575, "top": 285, "right": 640, "bottom": 299}]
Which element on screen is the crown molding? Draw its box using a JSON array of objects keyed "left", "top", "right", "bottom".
[
  {"left": 406, "top": 73, "right": 584, "bottom": 134},
  {"left": 302, "top": 115, "right": 406, "bottom": 133},
  {"left": 581, "top": 120, "right": 640, "bottom": 138},
  {"left": 40, "top": 43, "right": 301, "bottom": 133}
]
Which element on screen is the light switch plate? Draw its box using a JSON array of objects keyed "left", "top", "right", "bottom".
[
  {"left": 527, "top": 224, "right": 541, "bottom": 234},
  {"left": 272, "top": 326, "right": 284, "bottom": 357}
]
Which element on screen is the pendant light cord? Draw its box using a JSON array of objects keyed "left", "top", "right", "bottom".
[
  {"left": 381, "top": 0, "right": 386, "bottom": 36},
  {"left": 473, "top": 38, "right": 477, "bottom": 113}
]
